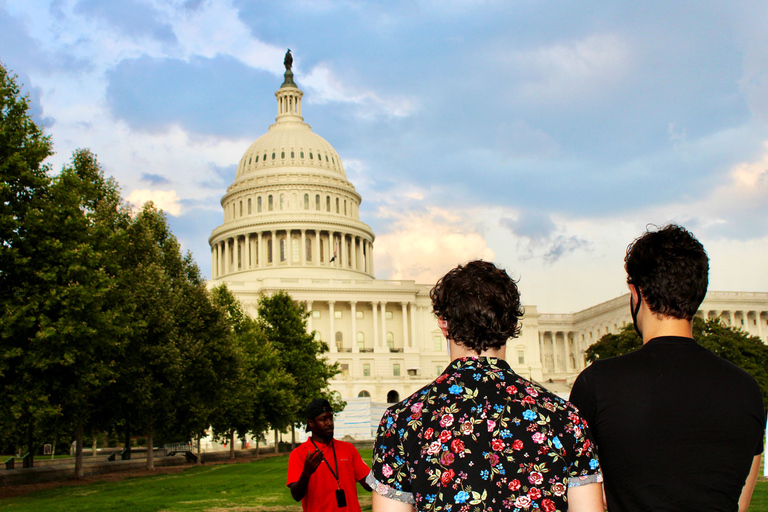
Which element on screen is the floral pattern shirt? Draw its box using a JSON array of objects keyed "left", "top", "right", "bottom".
[{"left": 368, "top": 357, "right": 601, "bottom": 512}]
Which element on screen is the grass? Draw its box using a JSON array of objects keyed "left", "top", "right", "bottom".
[
  {"left": 0, "top": 450, "right": 374, "bottom": 512},
  {"left": 0, "top": 449, "right": 765, "bottom": 511}
]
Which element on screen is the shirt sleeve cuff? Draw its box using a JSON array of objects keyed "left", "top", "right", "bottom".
[
  {"left": 568, "top": 472, "right": 603, "bottom": 487},
  {"left": 366, "top": 471, "right": 415, "bottom": 504}
]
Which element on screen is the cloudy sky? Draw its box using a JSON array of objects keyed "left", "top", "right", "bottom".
[{"left": 3, "top": 0, "right": 767, "bottom": 313}]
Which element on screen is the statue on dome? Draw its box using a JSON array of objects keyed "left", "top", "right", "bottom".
[{"left": 284, "top": 49, "right": 293, "bottom": 71}]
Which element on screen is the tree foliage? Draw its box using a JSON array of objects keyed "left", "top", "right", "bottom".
[
  {"left": 586, "top": 318, "right": 768, "bottom": 408},
  {"left": 256, "top": 291, "right": 341, "bottom": 428},
  {"left": 209, "top": 285, "right": 294, "bottom": 455}
]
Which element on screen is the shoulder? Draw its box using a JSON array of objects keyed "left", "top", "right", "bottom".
[{"left": 289, "top": 440, "right": 311, "bottom": 460}]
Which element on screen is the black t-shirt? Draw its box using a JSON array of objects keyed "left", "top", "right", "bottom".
[{"left": 570, "top": 336, "right": 765, "bottom": 512}]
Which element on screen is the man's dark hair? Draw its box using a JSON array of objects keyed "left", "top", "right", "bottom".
[
  {"left": 625, "top": 224, "right": 709, "bottom": 320},
  {"left": 430, "top": 260, "right": 523, "bottom": 352}
]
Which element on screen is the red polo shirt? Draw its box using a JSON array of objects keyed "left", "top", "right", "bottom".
[{"left": 287, "top": 437, "right": 370, "bottom": 512}]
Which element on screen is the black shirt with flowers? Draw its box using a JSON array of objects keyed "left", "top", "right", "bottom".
[{"left": 368, "top": 357, "right": 601, "bottom": 512}]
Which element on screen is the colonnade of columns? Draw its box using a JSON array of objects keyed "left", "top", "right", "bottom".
[
  {"left": 699, "top": 309, "right": 767, "bottom": 341},
  {"left": 303, "top": 300, "right": 432, "bottom": 354},
  {"left": 538, "top": 331, "right": 583, "bottom": 375},
  {"left": 211, "top": 229, "right": 373, "bottom": 277}
]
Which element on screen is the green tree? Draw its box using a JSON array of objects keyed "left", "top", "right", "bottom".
[
  {"left": 0, "top": 62, "right": 54, "bottom": 460},
  {"left": 694, "top": 318, "right": 768, "bottom": 409},
  {"left": 41, "top": 149, "right": 131, "bottom": 477},
  {"left": 209, "top": 285, "right": 294, "bottom": 458},
  {"left": 256, "top": 291, "right": 340, "bottom": 444},
  {"left": 586, "top": 318, "right": 768, "bottom": 408},
  {"left": 585, "top": 324, "right": 641, "bottom": 363}
]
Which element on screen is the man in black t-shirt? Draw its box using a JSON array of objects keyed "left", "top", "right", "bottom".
[{"left": 570, "top": 224, "right": 765, "bottom": 512}]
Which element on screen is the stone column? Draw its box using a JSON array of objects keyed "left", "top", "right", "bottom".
[
  {"left": 244, "top": 233, "right": 251, "bottom": 270},
  {"left": 213, "top": 244, "right": 219, "bottom": 278},
  {"left": 301, "top": 229, "right": 306, "bottom": 265},
  {"left": 329, "top": 301, "right": 336, "bottom": 353},
  {"left": 253, "top": 231, "right": 264, "bottom": 268},
  {"left": 401, "top": 302, "right": 409, "bottom": 349},
  {"left": 340, "top": 233, "right": 346, "bottom": 268},
  {"left": 757, "top": 311, "right": 765, "bottom": 342},
  {"left": 224, "top": 238, "right": 230, "bottom": 274},
  {"left": 381, "top": 301, "right": 388, "bottom": 350},
  {"left": 372, "top": 302, "right": 380, "bottom": 349},
  {"left": 369, "top": 241, "right": 374, "bottom": 276},
  {"left": 287, "top": 229, "right": 293, "bottom": 264},
  {"left": 351, "top": 302, "right": 358, "bottom": 353},
  {"left": 410, "top": 303, "right": 417, "bottom": 350},
  {"left": 270, "top": 230, "right": 276, "bottom": 265}
]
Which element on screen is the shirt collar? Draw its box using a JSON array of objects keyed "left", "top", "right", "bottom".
[{"left": 448, "top": 356, "right": 511, "bottom": 372}]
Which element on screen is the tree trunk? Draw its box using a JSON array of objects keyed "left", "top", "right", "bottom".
[
  {"left": 124, "top": 424, "right": 131, "bottom": 460},
  {"left": 26, "top": 419, "right": 35, "bottom": 468},
  {"left": 229, "top": 431, "right": 235, "bottom": 460},
  {"left": 291, "top": 425, "right": 296, "bottom": 450},
  {"left": 274, "top": 430, "right": 279, "bottom": 453},
  {"left": 196, "top": 434, "right": 202, "bottom": 465},
  {"left": 92, "top": 434, "right": 98, "bottom": 458},
  {"left": 255, "top": 436, "right": 260, "bottom": 459},
  {"left": 146, "top": 422, "right": 154, "bottom": 470},
  {"left": 74, "top": 424, "right": 84, "bottom": 479}
]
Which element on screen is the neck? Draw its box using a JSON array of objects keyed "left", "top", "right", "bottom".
[
  {"left": 640, "top": 314, "right": 694, "bottom": 343},
  {"left": 449, "top": 340, "right": 506, "bottom": 362},
  {"left": 311, "top": 434, "right": 332, "bottom": 445}
]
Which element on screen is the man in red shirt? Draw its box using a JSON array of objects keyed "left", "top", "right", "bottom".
[{"left": 287, "top": 398, "right": 372, "bottom": 511}]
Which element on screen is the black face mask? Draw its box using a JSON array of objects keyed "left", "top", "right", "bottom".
[{"left": 630, "top": 287, "right": 642, "bottom": 337}]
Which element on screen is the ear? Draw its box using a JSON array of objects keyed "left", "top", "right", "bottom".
[
  {"left": 628, "top": 283, "right": 640, "bottom": 304},
  {"left": 438, "top": 317, "right": 449, "bottom": 338}
]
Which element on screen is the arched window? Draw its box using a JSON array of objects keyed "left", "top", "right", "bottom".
[
  {"left": 344, "top": 200, "right": 347, "bottom": 215},
  {"left": 268, "top": 195, "right": 273, "bottom": 211},
  {"left": 326, "top": 196, "right": 331, "bottom": 212},
  {"left": 358, "top": 390, "right": 370, "bottom": 398},
  {"left": 386, "top": 332, "right": 394, "bottom": 351},
  {"left": 336, "top": 197, "right": 339, "bottom": 213},
  {"left": 280, "top": 238, "right": 285, "bottom": 262},
  {"left": 387, "top": 390, "right": 400, "bottom": 403},
  {"left": 257, "top": 196, "right": 262, "bottom": 212},
  {"left": 315, "top": 194, "right": 320, "bottom": 210},
  {"left": 292, "top": 238, "right": 299, "bottom": 262},
  {"left": 304, "top": 194, "right": 309, "bottom": 209},
  {"left": 247, "top": 198, "right": 252, "bottom": 214},
  {"left": 267, "top": 239, "right": 273, "bottom": 263},
  {"left": 306, "top": 237, "right": 312, "bottom": 262},
  {"left": 335, "top": 331, "right": 343, "bottom": 352},
  {"left": 356, "top": 332, "right": 365, "bottom": 351},
  {"left": 239, "top": 201, "right": 243, "bottom": 216},
  {"left": 279, "top": 194, "right": 285, "bottom": 210}
]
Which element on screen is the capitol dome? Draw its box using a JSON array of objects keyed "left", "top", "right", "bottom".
[{"left": 209, "top": 59, "right": 376, "bottom": 280}]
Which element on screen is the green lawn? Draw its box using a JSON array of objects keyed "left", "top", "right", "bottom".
[
  {"left": 0, "top": 450, "right": 374, "bottom": 512},
  {"left": 0, "top": 449, "right": 765, "bottom": 511}
]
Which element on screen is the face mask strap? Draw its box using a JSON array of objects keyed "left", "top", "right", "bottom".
[{"left": 630, "top": 283, "right": 642, "bottom": 337}]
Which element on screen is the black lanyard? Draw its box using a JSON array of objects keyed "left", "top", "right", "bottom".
[{"left": 310, "top": 438, "right": 340, "bottom": 489}]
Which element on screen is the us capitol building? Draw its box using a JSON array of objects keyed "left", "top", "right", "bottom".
[{"left": 208, "top": 58, "right": 768, "bottom": 404}]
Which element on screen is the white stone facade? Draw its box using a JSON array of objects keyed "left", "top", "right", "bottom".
[{"left": 208, "top": 69, "right": 768, "bottom": 402}]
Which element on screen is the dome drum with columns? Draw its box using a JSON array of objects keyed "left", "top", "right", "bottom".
[{"left": 209, "top": 56, "right": 768, "bottom": 405}]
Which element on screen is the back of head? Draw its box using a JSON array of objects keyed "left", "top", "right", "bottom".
[
  {"left": 624, "top": 224, "right": 709, "bottom": 320},
  {"left": 430, "top": 260, "right": 523, "bottom": 352}
]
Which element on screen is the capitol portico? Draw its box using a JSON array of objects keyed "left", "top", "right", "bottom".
[{"left": 208, "top": 58, "right": 768, "bottom": 403}]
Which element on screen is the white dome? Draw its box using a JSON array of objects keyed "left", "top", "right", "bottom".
[{"left": 236, "top": 121, "right": 346, "bottom": 179}]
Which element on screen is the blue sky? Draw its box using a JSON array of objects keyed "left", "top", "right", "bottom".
[{"left": 2, "top": 0, "right": 767, "bottom": 312}]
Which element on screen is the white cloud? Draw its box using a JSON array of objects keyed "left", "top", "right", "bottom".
[
  {"left": 374, "top": 206, "right": 495, "bottom": 285},
  {"left": 302, "top": 64, "right": 416, "bottom": 119},
  {"left": 127, "top": 189, "right": 182, "bottom": 216},
  {"left": 510, "top": 33, "right": 633, "bottom": 104}
]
